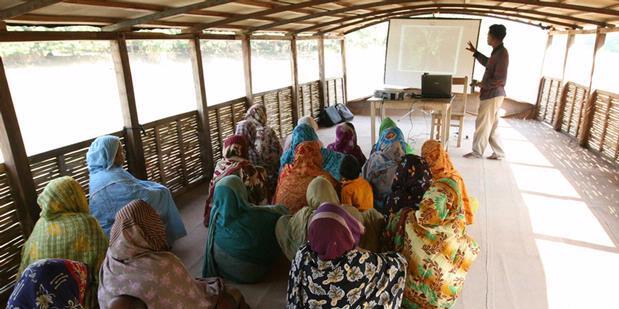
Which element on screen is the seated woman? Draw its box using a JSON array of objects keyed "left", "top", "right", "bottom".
[
  {"left": 383, "top": 154, "right": 433, "bottom": 216},
  {"left": 204, "top": 135, "right": 268, "bottom": 226},
  {"left": 376, "top": 117, "right": 412, "bottom": 154},
  {"left": 280, "top": 123, "right": 346, "bottom": 181},
  {"left": 235, "top": 104, "right": 282, "bottom": 195},
  {"left": 86, "top": 135, "right": 186, "bottom": 245},
  {"left": 327, "top": 122, "right": 366, "bottom": 166},
  {"left": 340, "top": 155, "right": 373, "bottom": 212},
  {"left": 8, "top": 259, "right": 88, "bottom": 309},
  {"left": 99, "top": 200, "right": 247, "bottom": 308},
  {"left": 204, "top": 175, "right": 288, "bottom": 284},
  {"left": 18, "top": 176, "right": 108, "bottom": 308},
  {"left": 275, "top": 176, "right": 340, "bottom": 261},
  {"left": 287, "top": 203, "right": 407, "bottom": 308},
  {"left": 283, "top": 116, "right": 319, "bottom": 153},
  {"left": 385, "top": 140, "right": 480, "bottom": 308},
  {"left": 275, "top": 141, "right": 338, "bottom": 213},
  {"left": 362, "top": 127, "right": 405, "bottom": 212}
]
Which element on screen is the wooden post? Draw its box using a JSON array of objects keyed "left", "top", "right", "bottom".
[
  {"left": 340, "top": 38, "right": 348, "bottom": 105},
  {"left": 290, "top": 36, "right": 300, "bottom": 124},
  {"left": 579, "top": 29, "right": 606, "bottom": 146},
  {"left": 535, "top": 33, "right": 553, "bottom": 118},
  {"left": 0, "top": 57, "right": 38, "bottom": 235},
  {"left": 560, "top": 33, "right": 575, "bottom": 83},
  {"left": 189, "top": 36, "right": 215, "bottom": 176},
  {"left": 587, "top": 30, "right": 606, "bottom": 95},
  {"left": 241, "top": 35, "right": 254, "bottom": 106},
  {"left": 111, "top": 38, "right": 147, "bottom": 180},
  {"left": 318, "top": 35, "right": 327, "bottom": 108}
]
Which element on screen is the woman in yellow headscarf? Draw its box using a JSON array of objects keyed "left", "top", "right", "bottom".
[{"left": 18, "top": 176, "right": 108, "bottom": 308}]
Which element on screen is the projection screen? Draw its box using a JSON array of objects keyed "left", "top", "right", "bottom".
[{"left": 384, "top": 18, "right": 481, "bottom": 88}]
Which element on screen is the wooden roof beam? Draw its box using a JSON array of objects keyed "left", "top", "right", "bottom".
[
  {"left": 102, "top": 0, "right": 232, "bottom": 32},
  {"left": 292, "top": 2, "right": 603, "bottom": 34},
  {"left": 343, "top": 10, "right": 558, "bottom": 34},
  {"left": 186, "top": 0, "right": 335, "bottom": 33},
  {"left": 498, "top": 0, "right": 619, "bottom": 17},
  {"left": 330, "top": 8, "right": 577, "bottom": 35},
  {"left": 234, "top": 0, "right": 319, "bottom": 15},
  {"left": 0, "top": 0, "right": 63, "bottom": 20}
]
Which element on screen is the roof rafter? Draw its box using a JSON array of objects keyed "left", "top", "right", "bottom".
[
  {"left": 186, "top": 0, "right": 335, "bottom": 33},
  {"left": 102, "top": 0, "right": 232, "bottom": 32},
  {"left": 294, "top": 3, "right": 606, "bottom": 34},
  {"left": 0, "top": 0, "right": 63, "bottom": 20}
]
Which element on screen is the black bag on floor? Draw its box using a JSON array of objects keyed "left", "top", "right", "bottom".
[
  {"left": 318, "top": 105, "right": 343, "bottom": 127},
  {"left": 336, "top": 103, "right": 354, "bottom": 121}
]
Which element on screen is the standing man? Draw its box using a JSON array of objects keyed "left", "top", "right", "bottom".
[{"left": 464, "top": 24, "right": 509, "bottom": 160}]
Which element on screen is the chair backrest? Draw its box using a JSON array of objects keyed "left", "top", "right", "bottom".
[{"left": 452, "top": 76, "right": 468, "bottom": 115}]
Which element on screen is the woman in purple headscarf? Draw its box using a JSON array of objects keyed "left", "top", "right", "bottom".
[
  {"left": 286, "top": 203, "right": 407, "bottom": 308},
  {"left": 327, "top": 122, "right": 366, "bottom": 166}
]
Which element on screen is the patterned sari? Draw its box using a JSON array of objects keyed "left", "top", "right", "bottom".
[
  {"left": 275, "top": 141, "right": 338, "bottom": 214},
  {"left": 384, "top": 154, "right": 433, "bottom": 216},
  {"left": 9, "top": 259, "right": 88, "bottom": 309},
  {"left": 204, "top": 135, "right": 268, "bottom": 225},
  {"left": 327, "top": 122, "right": 366, "bottom": 166},
  {"left": 19, "top": 176, "right": 108, "bottom": 309},
  {"left": 99, "top": 200, "right": 247, "bottom": 308},
  {"left": 378, "top": 117, "right": 413, "bottom": 154},
  {"left": 242, "top": 104, "right": 283, "bottom": 195},
  {"left": 287, "top": 203, "right": 408, "bottom": 308}
]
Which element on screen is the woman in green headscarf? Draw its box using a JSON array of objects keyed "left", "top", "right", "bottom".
[
  {"left": 18, "top": 176, "right": 108, "bottom": 308},
  {"left": 378, "top": 117, "right": 413, "bottom": 154},
  {"left": 275, "top": 176, "right": 339, "bottom": 261},
  {"left": 203, "top": 175, "right": 288, "bottom": 283}
]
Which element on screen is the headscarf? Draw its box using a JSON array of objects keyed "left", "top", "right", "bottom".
[
  {"left": 384, "top": 154, "right": 433, "bottom": 215},
  {"left": 235, "top": 119, "right": 260, "bottom": 164},
  {"left": 275, "top": 176, "right": 339, "bottom": 261},
  {"left": 280, "top": 124, "right": 345, "bottom": 180},
  {"left": 362, "top": 129, "right": 405, "bottom": 210},
  {"left": 204, "top": 176, "right": 288, "bottom": 283},
  {"left": 8, "top": 259, "right": 88, "bottom": 309},
  {"left": 87, "top": 135, "right": 187, "bottom": 244},
  {"left": 327, "top": 122, "right": 366, "bottom": 166},
  {"left": 204, "top": 135, "right": 267, "bottom": 225},
  {"left": 308, "top": 203, "right": 365, "bottom": 260},
  {"left": 275, "top": 141, "right": 338, "bottom": 214},
  {"left": 19, "top": 176, "right": 108, "bottom": 308},
  {"left": 86, "top": 135, "right": 119, "bottom": 173},
  {"left": 99, "top": 200, "right": 231, "bottom": 308},
  {"left": 377, "top": 117, "right": 412, "bottom": 154},
  {"left": 298, "top": 116, "right": 319, "bottom": 131},
  {"left": 243, "top": 104, "right": 283, "bottom": 195},
  {"left": 421, "top": 140, "right": 475, "bottom": 224}
]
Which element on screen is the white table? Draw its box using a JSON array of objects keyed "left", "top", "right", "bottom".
[{"left": 369, "top": 96, "right": 453, "bottom": 149}]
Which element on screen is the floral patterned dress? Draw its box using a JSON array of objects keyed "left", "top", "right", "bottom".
[{"left": 287, "top": 244, "right": 408, "bottom": 309}]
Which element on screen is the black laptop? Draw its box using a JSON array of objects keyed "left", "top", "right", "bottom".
[{"left": 421, "top": 74, "right": 452, "bottom": 99}]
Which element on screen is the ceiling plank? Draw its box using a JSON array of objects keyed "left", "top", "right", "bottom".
[
  {"left": 0, "top": 0, "right": 63, "bottom": 19},
  {"left": 234, "top": 0, "right": 319, "bottom": 15},
  {"left": 187, "top": 0, "right": 335, "bottom": 33},
  {"left": 498, "top": 0, "right": 619, "bottom": 17},
  {"left": 102, "top": 0, "right": 232, "bottom": 32}
]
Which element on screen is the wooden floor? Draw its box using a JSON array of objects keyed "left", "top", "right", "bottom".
[{"left": 172, "top": 112, "right": 619, "bottom": 309}]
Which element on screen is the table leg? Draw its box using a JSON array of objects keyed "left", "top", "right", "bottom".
[
  {"left": 380, "top": 102, "right": 385, "bottom": 121},
  {"left": 446, "top": 105, "right": 452, "bottom": 150},
  {"left": 441, "top": 107, "right": 449, "bottom": 149},
  {"left": 371, "top": 100, "right": 376, "bottom": 146}
]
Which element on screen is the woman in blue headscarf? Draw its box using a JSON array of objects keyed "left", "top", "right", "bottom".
[
  {"left": 280, "top": 123, "right": 346, "bottom": 180},
  {"left": 86, "top": 135, "right": 186, "bottom": 245},
  {"left": 203, "top": 175, "right": 288, "bottom": 283}
]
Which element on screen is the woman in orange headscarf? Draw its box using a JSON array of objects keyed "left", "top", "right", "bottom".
[{"left": 274, "top": 141, "right": 338, "bottom": 214}]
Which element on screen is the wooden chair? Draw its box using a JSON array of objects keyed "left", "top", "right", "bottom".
[{"left": 431, "top": 76, "right": 468, "bottom": 147}]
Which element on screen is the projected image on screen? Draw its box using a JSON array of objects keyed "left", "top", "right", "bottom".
[
  {"left": 398, "top": 25, "right": 462, "bottom": 74},
  {"left": 384, "top": 19, "right": 480, "bottom": 88}
]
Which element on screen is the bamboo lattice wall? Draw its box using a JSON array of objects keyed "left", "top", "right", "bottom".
[{"left": 0, "top": 164, "right": 25, "bottom": 304}]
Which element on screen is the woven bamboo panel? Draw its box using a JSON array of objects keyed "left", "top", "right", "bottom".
[
  {"left": 587, "top": 92, "right": 619, "bottom": 163},
  {"left": 278, "top": 87, "right": 294, "bottom": 137},
  {"left": 142, "top": 111, "right": 208, "bottom": 195},
  {"left": 310, "top": 81, "right": 321, "bottom": 118},
  {"left": 232, "top": 101, "right": 248, "bottom": 126},
  {"left": 560, "top": 82, "right": 589, "bottom": 138},
  {"left": 262, "top": 91, "right": 282, "bottom": 139},
  {"left": 217, "top": 105, "right": 235, "bottom": 147},
  {"left": 536, "top": 78, "right": 562, "bottom": 125},
  {"left": 336, "top": 78, "right": 345, "bottom": 104},
  {"left": 28, "top": 132, "right": 126, "bottom": 197},
  {"left": 298, "top": 81, "right": 319, "bottom": 118},
  {"left": 208, "top": 109, "right": 221, "bottom": 163},
  {"left": 327, "top": 79, "right": 337, "bottom": 106},
  {"left": 253, "top": 95, "right": 264, "bottom": 105},
  {"left": 0, "top": 164, "right": 25, "bottom": 303}
]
